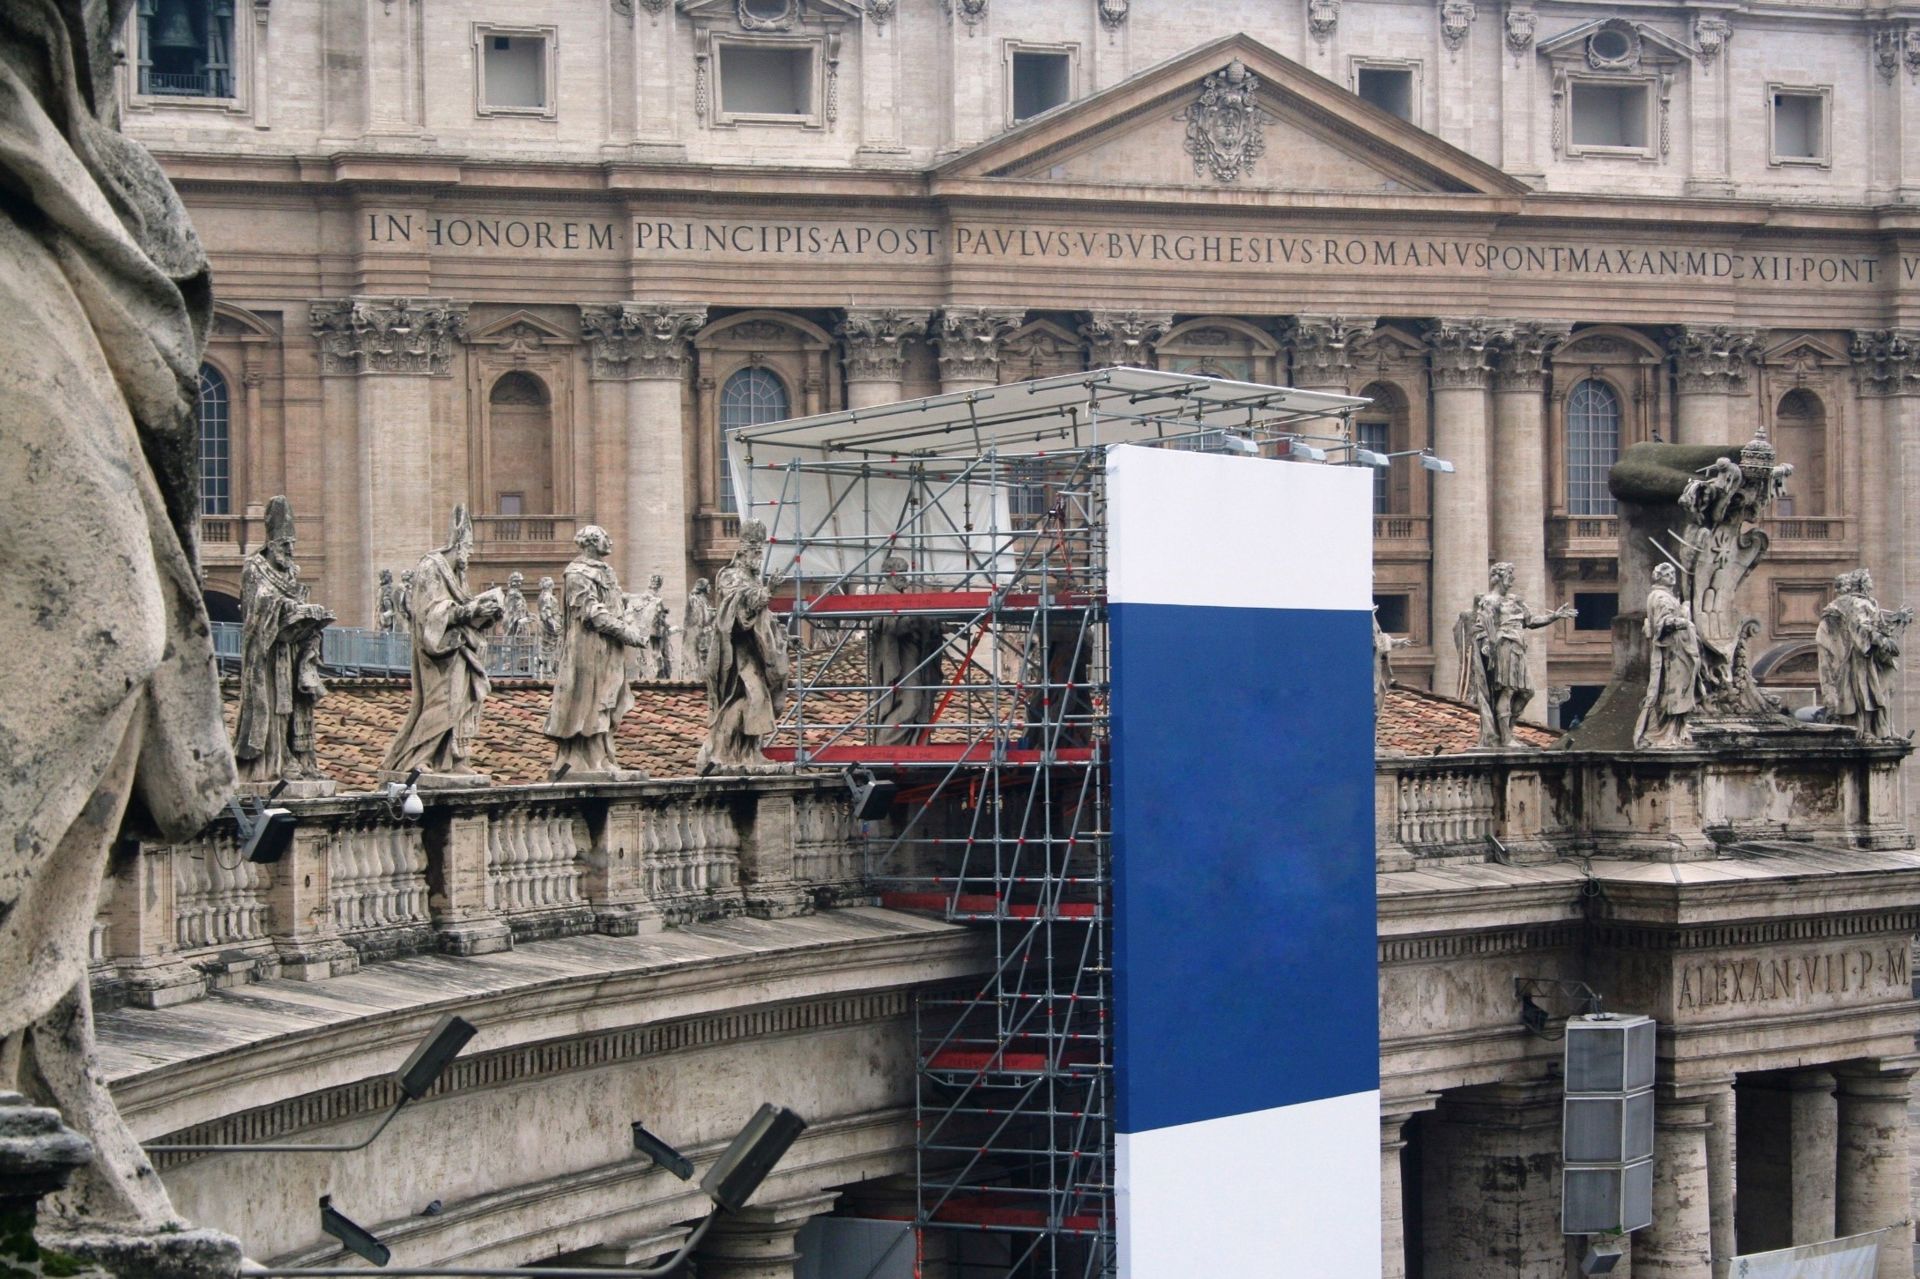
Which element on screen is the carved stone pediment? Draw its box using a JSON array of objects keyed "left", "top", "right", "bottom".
[
  {"left": 677, "top": 0, "right": 863, "bottom": 23},
  {"left": 468, "top": 310, "right": 576, "bottom": 356},
  {"left": 1536, "top": 17, "right": 1695, "bottom": 71}
]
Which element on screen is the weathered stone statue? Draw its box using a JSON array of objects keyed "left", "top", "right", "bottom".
[
  {"left": 380, "top": 506, "right": 504, "bottom": 783},
  {"left": 0, "top": 0, "right": 238, "bottom": 1232},
  {"left": 635, "top": 573, "right": 673, "bottom": 680},
  {"left": 537, "top": 575, "right": 562, "bottom": 674},
  {"left": 1372, "top": 608, "right": 1410, "bottom": 718},
  {"left": 684, "top": 577, "right": 715, "bottom": 677},
  {"left": 500, "top": 570, "right": 530, "bottom": 639},
  {"left": 1818, "top": 569, "right": 1913, "bottom": 738},
  {"left": 376, "top": 567, "right": 397, "bottom": 634},
  {"left": 698, "top": 520, "right": 792, "bottom": 773},
  {"left": 1467, "top": 562, "right": 1575, "bottom": 748},
  {"left": 395, "top": 567, "right": 414, "bottom": 635},
  {"left": 1633, "top": 562, "right": 1702, "bottom": 749},
  {"left": 232, "top": 497, "right": 335, "bottom": 792},
  {"left": 544, "top": 527, "right": 649, "bottom": 780},
  {"left": 869, "top": 555, "right": 945, "bottom": 745}
]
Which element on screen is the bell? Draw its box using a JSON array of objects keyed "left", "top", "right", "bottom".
[{"left": 151, "top": 0, "right": 196, "bottom": 50}]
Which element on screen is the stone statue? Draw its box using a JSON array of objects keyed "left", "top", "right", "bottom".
[
  {"left": 684, "top": 577, "right": 715, "bottom": 677},
  {"left": 635, "top": 573, "right": 673, "bottom": 680},
  {"left": 544, "top": 527, "right": 649, "bottom": 780},
  {"left": 1467, "top": 562, "right": 1575, "bottom": 748},
  {"left": 1818, "top": 569, "right": 1913, "bottom": 738},
  {"left": 1633, "top": 563, "right": 1702, "bottom": 749},
  {"left": 1, "top": 0, "right": 237, "bottom": 1228},
  {"left": 868, "top": 555, "right": 945, "bottom": 745},
  {"left": 500, "top": 570, "right": 530, "bottom": 639},
  {"left": 376, "top": 568, "right": 397, "bottom": 634},
  {"left": 395, "top": 567, "right": 414, "bottom": 635},
  {"left": 380, "top": 506, "right": 505, "bottom": 782},
  {"left": 1372, "top": 608, "right": 1410, "bottom": 718},
  {"left": 697, "top": 520, "right": 791, "bottom": 773},
  {"left": 537, "top": 575, "right": 562, "bottom": 674},
  {"left": 232, "top": 497, "right": 335, "bottom": 791}
]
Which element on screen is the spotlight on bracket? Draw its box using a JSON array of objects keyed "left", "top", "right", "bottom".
[
  {"left": 230, "top": 783, "right": 296, "bottom": 865},
  {"left": 1220, "top": 433, "right": 1261, "bottom": 456},
  {"left": 1355, "top": 448, "right": 1392, "bottom": 468},
  {"left": 843, "top": 767, "right": 898, "bottom": 821},
  {"left": 631, "top": 1123, "right": 695, "bottom": 1181},
  {"left": 1419, "top": 451, "right": 1457, "bottom": 474},
  {"left": 1579, "top": 1240, "right": 1625, "bottom": 1275},
  {"left": 320, "top": 1196, "right": 391, "bottom": 1268},
  {"left": 1287, "top": 438, "right": 1328, "bottom": 462},
  {"left": 701, "top": 1104, "right": 808, "bottom": 1214}
]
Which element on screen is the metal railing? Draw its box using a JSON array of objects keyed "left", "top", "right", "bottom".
[
  {"left": 210, "top": 623, "right": 550, "bottom": 678},
  {"left": 141, "top": 69, "right": 233, "bottom": 97}
]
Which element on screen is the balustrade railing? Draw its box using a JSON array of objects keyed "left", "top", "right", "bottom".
[
  {"left": 210, "top": 623, "right": 551, "bottom": 678},
  {"left": 1392, "top": 767, "right": 1497, "bottom": 848}
]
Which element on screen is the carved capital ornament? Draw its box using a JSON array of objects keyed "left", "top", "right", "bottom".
[
  {"left": 837, "top": 307, "right": 931, "bottom": 382},
  {"left": 1080, "top": 310, "right": 1172, "bottom": 369},
  {"left": 933, "top": 307, "right": 1023, "bottom": 381},
  {"left": 1426, "top": 317, "right": 1500, "bottom": 389},
  {"left": 1667, "top": 325, "right": 1761, "bottom": 395},
  {"left": 1851, "top": 329, "right": 1920, "bottom": 396},
  {"left": 579, "top": 303, "right": 709, "bottom": 380},
  {"left": 309, "top": 297, "right": 468, "bottom": 376}
]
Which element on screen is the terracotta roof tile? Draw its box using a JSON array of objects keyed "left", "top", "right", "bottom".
[{"left": 1374, "top": 684, "right": 1558, "bottom": 755}]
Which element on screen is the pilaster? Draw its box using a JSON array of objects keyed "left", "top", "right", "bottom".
[
  {"left": 1686, "top": 15, "right": 1733, "bottom": 195},
  {"left": 837, "top": 307, "right": 931, "bottom": 407},
  {"left": 1426, "top": 318, "right": 1497, "bottom": 699},
  {"left": 1490, "top": 320, "right": 1569, "bottom": 713},
  {"left": 1079, "top": 309, "right": 1172, "bottom": 371},
  {"left": 267, "top": 824, "right": 358, "bottom": 980},
  {"left": 1665, "top": 325, "right": 1760, "bottom": 446},
  {"left": 425, "top": 812, "right": 512, "bottom": 956},
  {"left": 1498, "top": 6, "right": 1540, "bottom": 178},
  {"left": 934, "top": 307, "right": 1023, "bottom": 393}
]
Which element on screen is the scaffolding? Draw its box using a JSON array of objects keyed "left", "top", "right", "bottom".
[{"left": 728, "top": 369, "right": 1364, "bottom": 1278}]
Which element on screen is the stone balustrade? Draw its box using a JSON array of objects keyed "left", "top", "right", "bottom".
[{"left": 89, "top": 775, "right": 865, "bottom": 1010}]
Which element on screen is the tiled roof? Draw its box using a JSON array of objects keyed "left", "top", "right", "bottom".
[{"left": 226, "top": 678, "right": 1547, "bottom": 792}]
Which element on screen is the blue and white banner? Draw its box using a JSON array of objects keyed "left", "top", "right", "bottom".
[
  {"left": 1105, "top": 444, "right": 1380, "bottom": 1278},
  {"left": 1730, "top": 1227, "right": 1900, "bottom": 1279}
]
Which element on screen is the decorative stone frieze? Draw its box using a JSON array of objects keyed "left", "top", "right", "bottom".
[
  {"left": 1440, "top": 0, "right": 1474, "bottom": 53},
  {"left": 309, "top": 297, "right": 468, "bottom": 376},
  {"left": 1666, "top": 324, "right": 1761, "bottom": 394},
  {"left": 1097, "top": 0, "right": 1127, "bottom": 31},
  {"left": 1490, "top": 320, "right": 1572, "bottom": 392},
  {"left": 1308, "top": 0, "right": 1338, "bottom": 44},
  {"left": 1425, "top": 317, "right": 1499, "bottom": 389},
  {"left": 1080, "top": 309, "right": 1173, "bottom": 369},
  {"left": 837, "top": 307, "right": 931, "bottom": 382},
  {"left": 1285, "top": 314, "right": 1375, "bottom": 384},
  {"left": 1504, "top": 6, "right": 1535, "bottom": 57},
  {"left": 933, "top": 307, "right": 1023, "bottom": 382},
  {"left": 1176, "top": 60, "right": 1266, "bottom": 183},
  {"left": 578, "top": 303, "right": 708, "bottom": 380},
  {"left": 1851, "top": 329, "right": 1920, "bottom": 397},
  {"left": 1692, "top": 15, "right": 1729, "bottom": 67}
]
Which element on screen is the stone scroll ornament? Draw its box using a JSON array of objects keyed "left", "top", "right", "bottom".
[
  {"left": 232, "top": 496, "right": 336, "bottom": 791},
  {"left": 697, "top": 520, "right": 793, "bottom": 773},
  {"left": 544, "top": 526, "right": 650, "bottom": 781},
  {"left": 1817, "top": 569, "right": 1912, "bottom": 738},
  {"left": 1178, "top": 59, "right": 1267, "bottom": 184}
]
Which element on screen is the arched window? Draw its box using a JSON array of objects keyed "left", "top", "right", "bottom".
[
  {"left": 197, "top": 364, "right": 230, "bottom": 515},
  {"left": 1566, "top": 379, "right": 1621, "bottom": 516},
  {"left": 718, "top": 367, "right": 789, "bottom": 513},
  {"left": 1772, "top": 389, "right": 1827, "bottom": 516}
]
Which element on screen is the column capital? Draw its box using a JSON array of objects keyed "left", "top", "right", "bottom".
[
  {"left": 1491, "top": 319, "right": 1573, "bottom": 392},
  {"left": 836, "top": 307, "right": 931, "bottom": 382},
  {"left": 933, "top": 306, "right": 1024, "bottom": 382},
  {"left": 309, "top": 296, "right": 468, "bottom": 376},
  {"left": 1284, "top": 314, "right": 1376, "bottom": 385},
  {"left": 1851, "top": 329, "right": 1920, "bottom": 396},
  {"left": 1666, "top": 323, "right": 1761, "bottom": 394},
  {"left": 578, "top": 302, "right": 708, "bottom": 380},
  {"left": 1425, "top": 316, "right": 1500, "bottom": 389},
  {"left": 1079, "top": 308, "right": 1172, "bottom": 369}
]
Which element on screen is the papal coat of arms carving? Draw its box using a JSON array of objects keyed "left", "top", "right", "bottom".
[{"left": 1176, "top": 59, "right": 1266, "bottom": 184}]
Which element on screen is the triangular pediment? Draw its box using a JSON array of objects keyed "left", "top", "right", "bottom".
[
  {"left": 469, "top": 310, "right": 575, "bottom": 345},
  {"left": 1536, "top": 19, "right": 1695, "bottom": 64},
  {"left": 676, "top": 0, "right": 864, "bottom": 21},
  {"left": 937, "top": 33, "right": 1527, "bottom": 197}
]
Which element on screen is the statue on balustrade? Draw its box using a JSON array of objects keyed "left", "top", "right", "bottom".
[
  {"left": 1633, "top": 562, "right": 1702, "bottom": 749},
  {"left": 500, "top": 570, "right": 530, "bottom": 640},
  {"left": 633, "top": 572, "right": 673, "bottom": 680},
  {"left": 0, "top": 0, "right": 238, "bottom": 1228},
  {"left": 1373, "top": 607, "right": 1410, "bottom": 719},
  {"left": 684, "top": 577, "right": 715, "bottom": 678},
  {"left": 698, "top": 519, "right": 792, "bottom": 773},
  {"left": 376, "top": 568, "right": 397, "bottom": 634},
  {"left": 537, "top": 575, "right": 561, "bottom": 673},
  {"left": 1467, "top": 562, "right": 1575, "bottom": 748},
  {"left": 869, "top": 555, "right": 946, "bottom": 746},
  {"left": 544, "top": 526, "right": 649, "bottom": 781},
  {"left": 232, "top": 496, "right": 335, "bottom": 792},
  {"left": 395, "top": 567, "right": 414, "bottom": 635},
  {"left": 380, "top": 506, "right": 505, "bottom": 783},
  {"left": 1818, "top": 569, "right": 1913, "bottom": 738}
]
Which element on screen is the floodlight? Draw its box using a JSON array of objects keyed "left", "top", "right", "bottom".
[
  {"left": 1220, "top": 433, "right": 1260, "bottom": 456},
  {"left": 631, "top": 1123, "right": 694, "bottom": 1181},
  {"left": 1579, "top": 1241, "right": 1624, "bottom": 1275},
  {"left": 320, "top": 1197, "right": 391, "bottom": 1267},
  {"left": 844, "top": 767, "right": 898, "bottom": 821},
  {"left": 1287, "top": 439, "right": 1327, "bottom": 462},
  {"left": 1355, "top": 448, "right": 1391, "bottom": 468},
  {"left": 230, "top": 796, "right": 297, "bottom": 865},
  {"left": 700, "top": 1104, "right": 807, "bottom": 1213},
  {"left": 397, "top": 1014, "right": 477, "bottom": 1100},
  {"left": 1420, "top": 452, "right": 1456, "bottom": 473}
]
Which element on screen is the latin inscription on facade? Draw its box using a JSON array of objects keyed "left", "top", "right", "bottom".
[{"left": 1675, "top": 943, "right": 1911, "bottom": 1013}]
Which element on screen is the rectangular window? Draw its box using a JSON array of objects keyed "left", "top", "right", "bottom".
[
  {"left": 720, "top": 44, "right": 813, "bottom": 117},
  {"left": 1356, "top": 419, "right": 1391, "bottom": 512},
  {"left": 497, "top": 493, "right": 524, "bottom": 516},
  {"left": 1573, "top": 592, "right": 1619, "bottom": 632},
  {"left": 1373, "top": 593, "right": 1410, "bottom": 634},
  {"left": 1012, "top": 50, "right": 1072, "bottom": 122},
  {"left": 483, "top": 35, "right": 547, "bottom": 110},
  {"left": 1356, "top": 66, "right": 1414, "bottom": 121},
  {"left": 1771, "top": 88, "right": 1829, "bottom": 165},
  {"left": 1570, "top": 82, "right": 1648, "bottom": 150}
]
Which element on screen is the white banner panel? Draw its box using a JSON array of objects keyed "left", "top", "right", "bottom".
[{"left": 1728, "top": 1227, "right": 1902, "bottom": 1279}]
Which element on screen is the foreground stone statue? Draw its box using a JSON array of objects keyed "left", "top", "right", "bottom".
[
  {"left": 232, "top": 496, "right": 334, "bottom": 791},
  {"left": 0, "top": 0, "right": 237, "bottom": 1230},
  {"left": 1633, "top": 563, "right": 1702, "bottom": 749},
  {"left": 698, "top": 520, "right": 791, "bottom": 773},
  {"left": 1467, "top": 562, "right": 1574, "bottom": 748},
  {"left": 1818, "top": 569, "right": 1913, "bottom": 738},
  {"left": 869, "top": 555, "right": 945, "bottom": 745},
  {"left": 381, "top": 506, "right": 504, "bottom": 783},
  {"left": 684, "top": 577, "right": 715, "bottom": 677},
  {"left": 545, "top": 527, "right": 649, "bottom": 780}
]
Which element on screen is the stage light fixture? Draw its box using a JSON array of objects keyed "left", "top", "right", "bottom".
[
  {"left": 701, "top": 1104, "right": 808, "bottom": 1213},
  {"left": 1579, "top": 1241, "right": 1624, "bottom": 1275},
  {"left": 1355, "top": 448, "right": 1391, "bottom": 468},
  {"left": 844, "top": 767, "right": 898, "bottom": 821},
  {"left": 1287, "top": 438, "right": 1328, "bottom": 462},
  {"left": 630, "top": 1123, "right": 694, "bottom": 1181},
  {"left": 320, "top": 1196, "right": 391, "bottom": 1268},
  {"left": 1420, "top": 452, "right": 1456, "bottom": 473},
  {"left": 1221, "top": 433, "right": 1261, "bottom": 455},
  {"left": 230, "top": 794, "right": 297, "bottom": 865}
]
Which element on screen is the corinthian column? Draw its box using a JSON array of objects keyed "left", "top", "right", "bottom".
[
  {"left": 1079, "top": 309, "right": 1172, "bottom": 371},
  {"left": 311, "top": 296, "right": 468, "bottom": 622},
  {"left": 1489, "top": 320, "right": 1569, "bottom": 713},
  {"left": 1285, "top": 314, "right": 1376, "bottom": 394},
  {"left": 579, "top": 302, "right": 706, "bottom": 614},
  {"left": 836, "top": 307, "right": 930, "bottom": 408},
  {"left": 933, "top": 307, "right": 1023, "bottom": 393},
  {"left": 1666, "top": 325, "right": 1760, "bottom": 446},
  {"left": 1426, "top": 318, "right": 1497, "bottom": 698}
]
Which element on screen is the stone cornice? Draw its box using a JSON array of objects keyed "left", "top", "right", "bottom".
[
  {"left": 578, "top": 302, "right": 707, "bottom": 380},
  {"left": 1491, "top": 318, "right": 1573, "bottom": 392},
  {"left": 932, "top": 306, "right": 1023, "bottom": 380},
  {"left": 1851, "top": 328, "right": 1920, "bottom": 396},
  {"left": 309, "top": 297, "right": 467, "bottom": 376},
  {"left": 1666, "top": 323, "right": 1762, "bottom": 394},
  {"left": 836, "top": 307, "right": 932, "bottom": 382},
  {"left": 1079, "top": 309, "right": 1172, "bottom": 369},
  {"left": 1425, "top": 316, "right": 1499, "bottom": 389},
  {"left": 1590, "top": 909, "right": 1920, "bottom": 953}
]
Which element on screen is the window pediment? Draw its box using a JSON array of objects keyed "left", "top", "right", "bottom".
[
  {"left": 676, "top": 0, "right": 863, "bottom": 28},
  {"left": 1537, "top": 18, "right": 1695, "bottom": 73}
]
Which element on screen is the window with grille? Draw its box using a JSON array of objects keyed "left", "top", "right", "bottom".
[
  {"left": 197, "top": 364, "right": 230, "bottom": 515},
  {"left": 1356, "top": 418, "right": 1391, "bottom": 512},
  {"left": 1566, "top": 379, "right": 1620, "bottom": 516},
  {"left": 718, "top": 367, "right": 790, "bottom": 514},
  {"left": 137, "top": 0, "right": 236, "bottom": 99}
]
